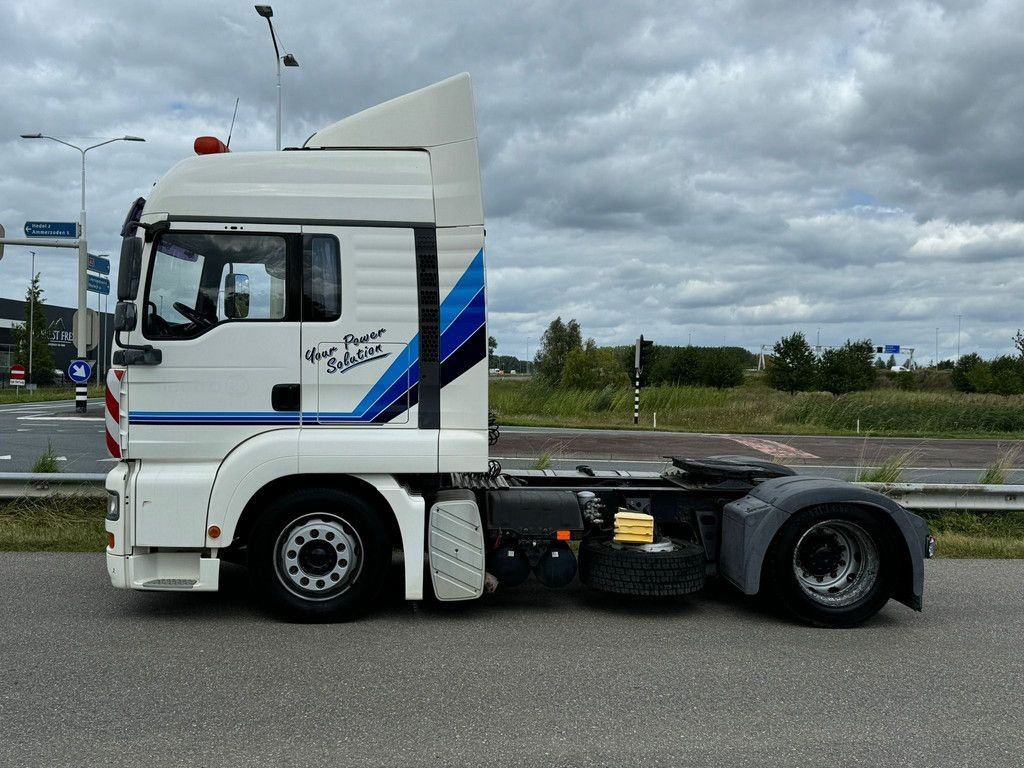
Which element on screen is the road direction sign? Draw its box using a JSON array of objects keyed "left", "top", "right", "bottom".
[
  {"left": 10, "top": 364, "right": 25, "bottom": 387},
  {"left": 67, "top": 360, "right": 92, "bottom": 384},
  {"left": 884, "top": 344, "right": 901, "bottom": 354},
  {"left": 87, "top": 274, "right": 110, "bottom": 295},
  {"left": 24, "top": 221, "right": 78, "bottom": 238},
  {"left": 87, "top": 253, "right": 110, "bottom": 275}
]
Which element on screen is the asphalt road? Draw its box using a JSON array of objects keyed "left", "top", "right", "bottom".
[
  {"left": 0, "top": 554, "right": 1021, "bottom": 767},
  {"left": 4, "top": 399, "right": 1024, "bottom": 482}
]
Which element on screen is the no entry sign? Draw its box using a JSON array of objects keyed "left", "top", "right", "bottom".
[{"left": 10, "top": 364, "right": 26, "bottom": 387}]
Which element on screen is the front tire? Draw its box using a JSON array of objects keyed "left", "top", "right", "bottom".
[
  {"left": 764, "top": 504, "right": 892, "bottom": 628},
  {"left": 249, "top": 488, "right": 391, "bottom": 622}
]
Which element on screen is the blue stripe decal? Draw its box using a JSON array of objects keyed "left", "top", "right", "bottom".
[
  {"left": 129, "top": 248, "right": 486, "bottom": 426},
  {"left": 440, "top": 250, "right": 484, "bottom": 334},
  {"left": 440, "top": 287, "right": 486, "bottom": 361}
]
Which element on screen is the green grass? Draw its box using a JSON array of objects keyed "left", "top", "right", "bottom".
[
  {"left": 31, "top": 442, "right": 61, "bottom": 474},
  {"left": 925, "top": 510, "right": 1024, "bottom": 558},
  {"left": 0, "top": 497, "right": 106, "bottom": 552},
  {"left": 490, "top": 378, "right": 1024, "bottom": 438},
  {"left": 0, "top": 385, "right": 104, "bottom": 405}
]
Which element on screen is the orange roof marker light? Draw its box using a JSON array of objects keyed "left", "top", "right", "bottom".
[
  {"left": 194, "top": 136, "right": 230, "bottom": 155},
  {"left": 207, "top": 525, "right": 222, "bottom": 540},
  {"left": 556, "top": 530, "right": 571, "bottom": 541}
]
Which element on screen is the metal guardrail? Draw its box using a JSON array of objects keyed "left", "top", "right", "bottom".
[
  {"left": 0, "top": 473, "right": 107, "bottom": 499},
  {"left": 0, "top": 473, "right": 1023, "bottom": 512},
  {"left": 858, "top": 482, "right": 1024, "bottom": 512}
]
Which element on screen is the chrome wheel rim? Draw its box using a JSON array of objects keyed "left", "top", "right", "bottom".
[
  {"left": 274, "top": 513, "right": 363, "bottom": 601},
  {"left": 792, "top": 519, "right": 879, "bottom": 608}
]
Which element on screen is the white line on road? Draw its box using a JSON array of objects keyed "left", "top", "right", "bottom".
[
  {"left": 17, "top": 416, "right": 105, "bottom": 422},
  {"left": 0, "top": 455, "right": 10, "bottom": 460}
]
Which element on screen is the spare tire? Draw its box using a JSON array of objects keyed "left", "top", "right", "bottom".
[{"left": 578, "top": 538, "right": 706, "bottom": 596}]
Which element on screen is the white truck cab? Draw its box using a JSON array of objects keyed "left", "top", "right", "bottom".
[{"left": 106, "top": 74, "right": 488, "bottom": 616}]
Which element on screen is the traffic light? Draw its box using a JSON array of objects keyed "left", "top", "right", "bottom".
[{"left": 635, "top": 335, "right": 654, "bottom": 370}]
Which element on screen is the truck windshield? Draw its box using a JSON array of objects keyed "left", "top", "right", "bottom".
[{"left": 144, "top": 232, "right": 288, "bottom": 338}]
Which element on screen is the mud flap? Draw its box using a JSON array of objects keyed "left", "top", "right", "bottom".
[{"left": 429, "top": 490, "right": 485, "bottom": 601}]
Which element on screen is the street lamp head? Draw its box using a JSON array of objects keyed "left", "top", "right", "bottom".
[
  {"left": 20, "top": 133, "right": 43, "bottom": 139},
  {"left": 122, "top": 135, "right": 146, "bottom": 142},
  {"left": 282, "top": 53, "right": 299, "bottom": 67},
  {"left": 255, "top": 4, "right": 273, "bottom": 17}
]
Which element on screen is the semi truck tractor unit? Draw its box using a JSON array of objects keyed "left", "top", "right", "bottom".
[{"left": 103, "top": 74, "right": 932, "bottom": 627}]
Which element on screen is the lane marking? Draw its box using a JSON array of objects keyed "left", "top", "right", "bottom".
[
  {"left": 726, "top": 437, "right": 819, "bottom": 460},
  {"left": 0, "top": 455, "right": 10, "bottom": 460},
  {"left": 17, "top": 416, "right": 105, "bottom": 422}
]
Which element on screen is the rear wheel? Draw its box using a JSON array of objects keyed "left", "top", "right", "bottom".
[
  {"left": 249, "top": 488, "right": 390, "bottom": 622},
  {"left": 764, "top": 504, "right": 892, "bottom": 628}
]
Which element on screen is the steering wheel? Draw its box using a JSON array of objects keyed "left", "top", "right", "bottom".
[{"left": 173, "top": 301, "right": 213, "bottom": 328}]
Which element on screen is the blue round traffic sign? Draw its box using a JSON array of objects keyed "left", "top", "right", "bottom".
[{"left": 67, "top": 360, "right": 93, "bottom": 384}]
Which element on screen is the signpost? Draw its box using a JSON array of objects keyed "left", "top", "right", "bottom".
[
  {"left": 87, "top": 253, "right": 110, "bottom": 274},
  {"left": 87, "top": 274, "right": 110, "bottom": 295},
  {"left": 24, "top": 221, "right": 79, "bottom": 238},
  {"left": 10, "top": 364, "right": 25, "bottom": 388},
  {"left": 884, "top": 344, "right": 901, "bottom": 354},
  {"left": 72, "top": 308, "right": 100, "bottom": 349}
]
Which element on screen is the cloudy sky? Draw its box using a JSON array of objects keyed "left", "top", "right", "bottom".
[{"left": 2, "top": 0, "right": 1023, "bottom": 364}]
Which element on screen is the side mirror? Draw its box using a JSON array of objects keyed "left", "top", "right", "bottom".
[
  {"left": 117, "top": 236, "right": 143, "bottom": 300},
  {"left": 224, "top": 273, "right": 250, "bottom": 319},
  {"left": 114, "top": 301, "right": 137, "bottom": 332}
]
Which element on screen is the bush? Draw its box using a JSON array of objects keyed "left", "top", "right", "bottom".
[
  {"left": 766, "top": 332, "right": 816, "bottom": 394},
  {"left": 952, "top": 353, "right": 983, "bottom": 392},
  {"left": 816, "top": 339, "right": 876, "bottom": 395}
]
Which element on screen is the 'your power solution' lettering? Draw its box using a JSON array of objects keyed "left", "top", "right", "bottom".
[{"left": 304, "top": 328, "right": 390, "bottom": 375}]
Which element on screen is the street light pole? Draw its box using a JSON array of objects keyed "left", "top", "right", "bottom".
[
  {"left": 255, "top": 5, "right": 300, "bottom": 151},
  {"left": 20, "top": 133, "right": 145, "bottom": 411}
]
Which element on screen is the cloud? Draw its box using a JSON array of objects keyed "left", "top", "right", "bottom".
[{"left": 2, "top": 0, "right": 1023, "bottom": 363}]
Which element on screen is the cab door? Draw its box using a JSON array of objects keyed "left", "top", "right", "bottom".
[
  {"left": 126, "top": 223, "right": 302, "bottom": 545},
  {"left": 298, "top": 226, "right": 438, "bottom": 473}
]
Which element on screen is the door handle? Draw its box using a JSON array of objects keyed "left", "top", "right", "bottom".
[{"left": 272, "top": 383, "right": 301, "bottom": 412}]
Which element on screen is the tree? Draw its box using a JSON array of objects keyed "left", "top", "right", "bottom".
[
  {"left": 1014, "top": 329, "right": 1024, "bottom": 358},
  {"left": 9, "top": 273, "right": 55, "bottom": 385},
  {"left": 533, "top": 317, "right": 582, "bottom": 385},
  {"left": 951, "top": 353, "right": 983, "bottom": 392},
  {"left": 698, "top": 348, "right": 745, "bottom": 389},
  {"left": 816, "top": 339, "right": 876, "bottom": 395},
  {"left": 488, "top": 335, "right": 497, "bottom": 368},
  {"left": 766, "top": 332, "right": 816, "bottom": 394},
  {"left": 560, "top": 339, "right": 628, "bottom": 390}
]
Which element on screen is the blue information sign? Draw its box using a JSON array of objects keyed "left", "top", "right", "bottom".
[
  {"left": 87, "top": 274, "right": 110, "bottom": 295},
  {"left": 24, "top": 221, "right": 78, "bottom": 238},
  {"left": 883, "top": 344, "right": 901, "bottom": 354},
  {"left": 87, "top": 253, "right": 110, "bottom": 275},
  {"left": 68, "top": 360, "right": 92, "bottom": 384}
]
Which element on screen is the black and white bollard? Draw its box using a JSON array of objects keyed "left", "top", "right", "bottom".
[{"left": 633, "top": 368, "right": 640, "bottom": 425}]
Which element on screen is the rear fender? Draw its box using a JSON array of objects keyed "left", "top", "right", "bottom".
[{"left": 719, "top": 476, "right": 929, "bottom": 610}]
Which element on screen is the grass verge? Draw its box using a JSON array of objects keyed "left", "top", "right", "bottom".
[
  {"left": 0, "top": 497, "right": 105, "bottom": 552},
  {"left": 0, "top": 385, "right": 104, "bottom": 406},
  {"left": 0, "top": 498, "right": 1021, "bottom": 558},
  {"left": 490, "top": 378, "right": 1024, "bottom": 438}
]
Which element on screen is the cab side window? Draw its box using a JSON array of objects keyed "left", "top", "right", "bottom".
[
  {"left": 303, "top": 235, "right": 341, "bottom": 321},
  {"left": 144, "top": 232, "right": 289, "bottom": 338}
]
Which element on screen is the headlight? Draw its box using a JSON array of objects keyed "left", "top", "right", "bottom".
[{"left": 106, "top": 492, "right": 120, "bottom": 521}]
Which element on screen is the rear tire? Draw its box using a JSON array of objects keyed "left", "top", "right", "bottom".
[
  {"left": 249, "top": 488, "right": 390, "bottom": 622},
  {"left": 764, "top": 504, "right": 892, "bottom": 628},
  {"left": 579, "top": 537, "right": 706, "bottom": 596}
]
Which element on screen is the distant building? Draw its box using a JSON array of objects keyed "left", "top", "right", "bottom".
[{"left": 0, "top": 298, "right": 114, "bottom": 385}]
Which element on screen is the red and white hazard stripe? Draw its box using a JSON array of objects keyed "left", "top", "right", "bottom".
[{"left": 105, "top": 368, "right": 126, "bottom": 458}]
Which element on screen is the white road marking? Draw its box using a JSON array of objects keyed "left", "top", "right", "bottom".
[
  {"left": 56, "top": 457, "right": 67, "bottom": 462},
  {"left": 726, "top": 437, "right": 820, "bottom": 460},
  {"left": 17, "top": 428, "right": 31, "bottom": 432},
  {"left": 17, "top": 416, "right": 105, "bottom": 422},
  {"left": 0, "top": 455, "right": 11, "bottom": 460}
]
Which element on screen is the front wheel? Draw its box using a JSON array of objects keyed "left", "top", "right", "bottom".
[
  {"left": 249, "top": 488, "right": 390, "bottom": 622},
  {"left": 764, "top": 504, "right": 892, "bottom": 628}
]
